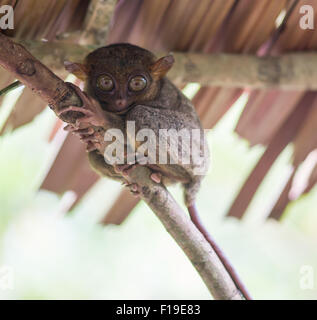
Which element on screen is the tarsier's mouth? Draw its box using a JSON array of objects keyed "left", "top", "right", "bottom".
[
  {"left": 101, "top": 102, "right": 135, "bottom": 115},
  {"left": 113, "top": 103, "right": 135, "bottom": 115}
]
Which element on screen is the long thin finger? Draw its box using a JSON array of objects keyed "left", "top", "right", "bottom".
[
  {"left": 80, "top": 135, "right": 98, "bottom": 142},
  {"left": 75, "top": 127, "right": 94, "bottom": 135},
  {"left": 64, "top": 124, "right": 75, "bottom": 131},
  {"left": 57, "top": 106, "right": 93, "bottom": 116},
  {"left": 86, "top": 142, "right": 97, "bottom": 152}
]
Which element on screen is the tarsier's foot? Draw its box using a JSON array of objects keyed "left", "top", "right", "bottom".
[
  {"left": 114, "top": 164, "right": 137, "bottom": 177},
  {"left": 123, "top": 172, "right": 161, "bottom": 197},
  {"left": 124, "top": 152, "right": 162, "bottom": 184},
  {"left": 115, "top": 158, "right": 162, "bottom": 185},
  {"left": 114, "top": 164, "right": 141, "bottom": 196}
]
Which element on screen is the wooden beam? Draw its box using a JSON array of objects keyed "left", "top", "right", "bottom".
[
  {"left": 17, "top": 40, "right": 317, "bottom": 90},
  {"left": 80, "top": 0, "right": 117, "bottom": 45}
]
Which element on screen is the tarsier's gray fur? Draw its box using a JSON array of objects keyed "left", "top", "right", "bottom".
[{"left": 82, "top": 44, "right": 209, "bottom": 205}]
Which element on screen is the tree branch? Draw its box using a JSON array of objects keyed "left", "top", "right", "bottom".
[
  {"left": 126, "top": 165, "right": 244, "bottom": 300},
  {"left": 0, "top": 36, "right": 84, "bottom": 124},
  {"left": 13, "top": 40, "right": 317, "bottom": 90},
  {"left": 0, "top": 33, "right": 244, "bottom": 300},
  {"left": 57, "top": 0, "right": 116, "bottom": 47}
]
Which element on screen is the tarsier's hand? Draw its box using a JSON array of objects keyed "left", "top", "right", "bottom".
[
  {"left": 57, "top": 83, "right": 108, "bottom": 152},
  {"left": 57, "top": 82, "right": 108, "bottom": 128},
  {"left": 64, "top": 125, "right": 105, "bottom": 152}
]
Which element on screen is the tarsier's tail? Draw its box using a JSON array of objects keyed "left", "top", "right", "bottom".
[
  {"left": 187, "top": 204, "right": 252, "bottom": 300},
  {"left": 183, "top": 177, "right": 202, "bottom": 207}
]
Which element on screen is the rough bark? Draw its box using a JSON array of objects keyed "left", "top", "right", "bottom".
[{"left": 0, "top": 37, "right": 82, "bottom": 123}]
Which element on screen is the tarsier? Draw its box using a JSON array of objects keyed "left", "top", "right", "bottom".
[{"left": 61, "top": 43, "right": 251, "bottom": 300}]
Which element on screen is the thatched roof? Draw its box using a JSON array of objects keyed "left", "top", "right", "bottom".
[{"left": 1, "top": 0, "right": 316, "bottom": 223}]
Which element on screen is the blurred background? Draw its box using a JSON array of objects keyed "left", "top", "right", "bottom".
[
  {"left": 1, "top": 0, "right": 317, "bottom": 299},
  {"left": 0, "top": 85, "right": 316, "bottom": 299}
]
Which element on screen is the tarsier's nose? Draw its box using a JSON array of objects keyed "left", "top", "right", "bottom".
[{"left": 115, "top": 99, "right": 127, "bottom": 109}]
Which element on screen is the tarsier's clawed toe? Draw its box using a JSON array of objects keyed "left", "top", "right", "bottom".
[
  {"left": 114, "top": 164, "right": 137, "bottom": 176},
  {"left": 86, "top": 141, "right": 100, "bottom": 152},
  {"left": 120, "top": 180, "right": 140, "bottom": 196},
  {"left": 63, "top": 124, "right": 74, "bottom": 131},
  {"left": 64, "top": 125, "right": 94, "bottom": 135},
  {"left": 127, "top": 183, "right": 141, "bottom": 197},
  {"left": 150, "top": 172, "right": 162, "bottom": 184},
  {"left": 86, "top": 142, "right": 96, "bottom": 152},
  {"left": 80, "top": 135, "right": 98, "bottom": 143}
]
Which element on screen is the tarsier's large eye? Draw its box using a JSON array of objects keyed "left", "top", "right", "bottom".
[
  {"left": 97, "top": 75, "right": 114, "bottom": 91},
  {"left": 129, "top": 76, "right": 147, "bottom": 92}
]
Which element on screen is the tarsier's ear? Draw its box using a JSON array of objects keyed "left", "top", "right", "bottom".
[
  {"left": 64, "top": 61, "right": 89, "bottom": 81},
  {"left": 149, "top": 54, "right": 174, "bottom": 79}
]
